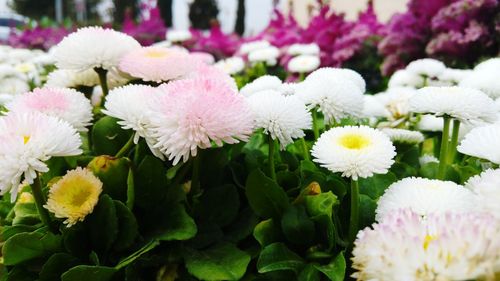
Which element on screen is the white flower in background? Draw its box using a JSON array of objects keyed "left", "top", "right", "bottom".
[
  {"left": 373, "top": 87, "right": 417, "bottom": 120},
  {"left": 296, "top": 71, "right": 365, "bottom": 124},
  {"left": 409, "top": 86, "right": 497, "bottom": 124},
  {"left": 53, "top": 26, "right": 141, "bottom": 71},
  {"left": 311, "top": 126, "right": 396, "bottom": 180},
  {"left": 247, "top": 91, "right": 311, "bottom": 149},
  {"left": 380, "top": 128, "right": 424, "bottom": 144},
  {"left": 287, "top": 55, "right": 320, "bottom": 73},
  {"left": 466, "top": 169, "right": 500, "bottom": 219},
  {"left": 214, "top": 57, "right": 245, "bottom": 75},
  {"left": 102, "top": 85, "right": 163, "bottom": 159},
  {"left": 460, "top": 70, "right": 500, "bottom": 99},
  {"left": 388, "top": 69, "right": 425, "bottom": 88},
  {"left": 152, "top": 40, "right": 173, "bottom": 48},
  {"left": 458, "top": 123, "right": 500, "bottom": 164},
  {"left": 6, "top": 87, "right": 93, "bottom": 132},
  {"left": 239, "top": 40, "right": 270, "bottom": 54},
  {"left": 248, "top": 46, "right": 280, "bottom": 66},
  {"left": 474, "top": 57, "right": 500, "bottom": 72},
  {"left": 287, "top": 43, "right": 320, "bottom": 56},
  {"left": 376, "top": 177, "right": 477, "bottom": 221},
  {"left": 0, "top": 112, "right": 82, "bottom": 201},
  {"left": 406, "top": 58, "right": 446, "bottom": 78},
  {"left": 437, "top": 68, "right": 471, "bottom": 85},
  {"left": 190, "top": 52, "right": 215, "bottom": 65},
  {"left": 352, "top": 210, "right": 500, "bottom": 281},
  {"left": 166, "top": 29, "right": 192, "bottom": 42},
  {"left": 0, "top": 77, "right": 29, "bottom": 97},
  {"left": 45, "top": 68, "right": 129, "bottom": 89},
  {"left": 279, "top": 82, "right": 297, "bottom": 96},
  {"left": 305, "top": 67, "right": 366, "bottom": 93},
  {"left": 7, "top": 49, "right": 35, "bottom": 63},
  {"left": 239, "top": 75, "right": 283, "bottom": 97},
  {"left": 361, "top": 95, "right": 390, "bottom": 118},
  {"left": 419, "top": 154, "right": 439, "bottom": 166},
  {"left": 416, "top": 114, "right": 444, "bottom": 132}
]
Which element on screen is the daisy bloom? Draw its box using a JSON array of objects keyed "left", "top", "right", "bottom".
[
  {"left": 248, "top": 46, "right": 280, "bottom": 66},
  {"left": 287, "top": 55, "right": 320, "bottom": 73},
  {"left": 102, "top": 85, "right": 163, "bottom": 159},
  {"left": 380, "top": 128, "right": 424, "bottom": 144},
  {"left": 376, "top": 177, "right": 477, "bottom": 221},
  {"left": 45, "top": 68, "right": 129, "bottom": 89},
  {"left": 437, "top": 68, "right": 471, "bottom": 86},
  {"left": 214, "top": 57, "right": 245, "bottom": 75},
  {"left": 361, "top": 95, "right": 390, "bottom": 118},
  {"left": 239, "top": 75, "right": 283, "bottom": 97},
  {"left": 311, "top": 126, "right": 396, "bottom": 180},
  {"left": 6, "top": 87, "right": 93, "bottom": 132},
  {"left": 458, "top": 123, "right": 500, "bottom": 164},
  {"left": 185, "top": 63, "right": 238, "bottom": 90},
  {"left": 246, "top": 91, "right": 312, "bottom": 149},
  {"left": 166, "top": 29, "right": 192, "bottom": 42},
  {"left": 53, "top": 26, "right": 140, "bottom": 71},
  {"left": 287, "top": 43, "right": 320, "bottom": 56},
  {"left": 0, "top": 112, "right": 82, "bottom": 200},
  {"left": 305, "top": 67, "right": 366, "bottom": 93},
  {"left": 388, "top": 69, "right": 424, "bottom": 88},
  {"left": 119, "top": 46, "right": 198, "bottom": 82},
  {"left": 239, "top": 40, "right": 270, "bottom": 54},
  {"left": 416, "top": 114, "right": 444, "bottom": 132},
  {"left": 460, "top": 70, "right": 500, "bottom": 99},
  {"left": 466, "top": 169, "right": 500, "bottom": 219},
  {"left": 419, "top": 154, "right": 439, "bottom": 166},
  {"left": 409, "top": 86, "right": 497, "bottom": 124},
  {"left": 352, "top": 210, "right": 500, "bottom": 281},
  {"left": 149, "top": 77, "right": 254, "bottom": 164},
  {"left": 406, "top": 58, "right": 446, "bottom": 78},
  {"left": 44, "top": 167, "right": 102, "bottom": 227},
  {"left": 474, "top": 58, "right": 500, "bottom": 72}
]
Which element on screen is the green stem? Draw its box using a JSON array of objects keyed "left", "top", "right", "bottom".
[
  {"left": 447, "top": 119, "right": 460, "bottom": 165},
  {"left": 115, "top": 134, "right": 135, "bottom": 158},
  {"left": 298, "top": 72, "right": 305, "bottom": 82},
  {"left": 126, "top": 167, "right": 135, "bottom": 210},
  {"left": 94, "top": 67, "right": 109, "bottom": 98},
  {"left": 348, "top": 179, "right": 359, "bottom": 245},
  {"left": 300, "top": 138, "right": 310, "bottom": 161},
  {"left": 268, "top": 134, "right": 277, "bottom": 181},
  {"left": 191, "top": 154, "right": 202, "bottom": 195},
  {"left": 31, "top": 176, "right": 57, "bottom": 233},
  {"left": 312, "top": 109, "right": 320, "bottom": 140},
  {"left": 437, "top": 117, "right": 451, "bottom": 180}
]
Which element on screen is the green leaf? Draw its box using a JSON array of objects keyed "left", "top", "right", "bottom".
[
  {"left": 92, "top": 116, "right": 133, "bottom": 155},
  {"left": 304, "top": 192, "right": 338, "bottom": 218},
  {"left": 12, "top": 203, "right": 39, "bottom": 225},
  {"left": 184, "top": 242, "right": 251, "bottom": 281},
  {"left": 1, "top": 225, "right": 38, "bottom": 241},
  {"left": 134, "top": 156, "right": 168, "bottom": 208},
  {"left": 257, "top": 242, "right": 305, "bottom": 274},
  {"left": 310, "top": 214, "right": 335, "bottom": 251},
  {"left": 198, "top": 184, "right": 240, "bottom": 227},
  {"left": 359, "top": 195, "right": 377, "bottom": 230},
  {"left": 225, "top": 207, "right": 259, "bottom": 243},
  {"left": 298, "top": 264, "right": 320, "bottom": 281},
  {"left": 62, "top": 223, "right": 90, "bottom": 259},
  {"left": 280, "top": 205, "right": 316, "bottom": 245},
  {"left": 39, "top": 253, "right": 79, "bottom": 281},
  {"left": 113, "top": 200, "right": 138, "bottom": 251},
  {"left": 314, "top": 252, "right": 346, "bottom": 281},
  {"left": 87, "top": 195, "right": 118, "bottom": 256},
  {"left": 419, "top": 162, "right": 439, "bottom": 179},
  {"left": 150, "top": 203, "right": 197, "bottom": 241},
  {"left": 253, "top": 219, "right": 282, "bottom": 247},
  {"left": 245, "top": 170, "right": 289, "bottom": 219},
  {"left": 115, "top": 239, "right": 160, "bottom": 270},
  {"left": 358, "top": 172, "right": 397, "bottom": 200},
  {"left": 2, "top": 230, "right": 62, "bottom": 265},
  {"left": 61, "top": 265, "right": 117, "bottom": 281},
  {"left": 87, "top": 156, "right": 130, "bottom": 201}
]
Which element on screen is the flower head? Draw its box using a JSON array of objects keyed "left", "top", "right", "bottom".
[
  {"left": 409, "top": 86, "right": 497, "bottom": 123},
  {"left": 466, "top": 169, "right": 500, "bottom": 219},
  {"left": 246, "top": 91, "right": 311, "bottom": 149},
  {"left": 248, "top": 46, "right": 280, "bottom": 66},
  {"left": 460, "top": 70, "right": 500, "bottom": 99},
  {"left": 388, "top": 69, "right": 425, "bottom": 88},
  {"left": 287, "top": 55, "right": 320, "bottom": 73},
  {"left": 311, "top": 126, "right": 396, "bottom": 180},
  {"left": 0, "top": 112, "right": 82, "bottom": 200},
  {"left": 287, "top": 43, "right": 320, "bottom": 56},
  {"left": 119, "top": 46, "right": 199, "bottom": 82},
  {"left": 380, "top": 128, "right": 425, "bottom": 144},
  {"left": 376, "top": 177, "right": 477, "bottom": 221},
  {"left": 458, "top": 123, "right": 500, "bottom": 164},
  {"left": 44, "top": 167, "right": 102, "bottom": 226},
  {"left": 239, "top": 40, "right": 271, "bottom": 54},
  {"left": 406, "top": 58, "right": 446, "bottom": 78},
  {"left": 305, "top": 67, "right": 366, "bottom": 93},
  {"left": 214, "top": 57, "right": 245, "bottom": 75},
  {"left": 53, "top": 26, "right": 141, "bottom": 71},
  {"left": 166, "top": 29, "right": 192, "bottom": 42},
  {"left": 149, "top": 77, "right": 254, "bottom": 164},
  {"left": 6, "top": 87, "right": 93, "bottom": 132},
  {"left": 239, "top": 75, "right": 283, "bottom": 97}
]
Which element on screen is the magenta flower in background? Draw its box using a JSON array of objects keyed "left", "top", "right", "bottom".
[
  {"left": 189, "top": 26, "right": 241, "bottom": 59},
  {"left": 122, "top": 7, "right": 166, "bottom": 46},
  {"left": 252, "top": 10, "right": 303, "bottom": 48},
  {"left": 7, "top": 26, "right": 72, "bottom": 50}
]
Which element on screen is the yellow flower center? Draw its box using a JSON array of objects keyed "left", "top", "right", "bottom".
[
  {"left": 23, "top": 136, "right": 30, "bottom": 144},
  {"left": 423, "top": 234, "right": 438, "bottom": 250},
  {"left": 145, "top": 49, "right": 169, "bottom": 58},
  {"left": 339, "top": 134, "right": 371, "bottom": 150}
]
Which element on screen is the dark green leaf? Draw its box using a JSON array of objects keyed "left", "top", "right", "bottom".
[
  {"left": 135, "top": 156, "right": 168, "bottom": 208},
  {"left": 92, "top": 116, "right": 133, "bottom": 155},
  {"left": 198, "top": 184, "right": 239, "bottom": 227},
  {"left": 280, "top": 205, "right": 315, "bottom": 245},
  {"left": 298, "top": 264, "right": 320, "bottom": 281},
  {"left": 358, "top": 172, "right": 397, "bottom": 200},
  {"left": 314, "top": 252, "right": 346, "bottom": 281},
  {"left": 87, "top": 195, "right": 118, "bottom": 256},
  {"left": 2, "top": 230, "right": 62, "bottom": 265},
  {"left": 359, "top": 195, "right": 377, "bottom": 230},
  {"left": 257, "top": 242, "right": 305, "bottom": 274},
  {"left": 61, "top": 265, "right": 117, "bottom": 281},
  {"left": 151, "top": 203, "right": 197, "bottom": 241},
  {"left": 245, "top": 170, "right": 289, "bottom": 219},
  {"left": 253, "top": 219, "right": 282, "bottom": 247},
  {"left": 304, "top": 192, "right": 338, "bottom": 218},
  {"left": 39, "top": 253, "right": 79, "bottom": 281},
  {"left": 113, "top": 200, "right": 138, "bottom": 251}
]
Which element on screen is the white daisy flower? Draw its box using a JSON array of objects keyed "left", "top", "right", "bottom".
[
  {"left": 0, "top": 112, "right": 82, "bottom": 201},
  {"left": 460, "top": 70, "right": 500, "bottom": 99},
  {"left": 239, "top": 40, "right": 271, "bottom": 54},
  {"left": 0, "top": 76, "right": 29, "bottom": 96},
  {"left": 279, "top": 82, "right": 298, "bottom": 96},
  {"left": 416, "top": 114, "right": 444, "bottom": 132},
  {"left": 373, "top": 87, "right": 417, "bottom": 119},
  {"left": 376, "top": 177, "right": 478, "bottom": 221},
  {"left": 296, "top": 73, "right": 364, "bottom": 124},
  {"left": 406, "top": 58, "right": 446, "bottom": 78},
  {"left": 6, "top": 87, "right": 93, "bottom": 132},
  {"left": 45, "top": 68, "right": 129, "bottom": 89},
  {"left": 353, "top": 210, "right": 500, "bottom": 281},
  {"left": 474, "top": 58, "right": 500, "bottom": 72},
  {"left": 458, "top": 123, "right": 500, "bottom": 164},
  {"left": 419, "top": 154, "right": 439, "bottom": 165},
  {"left": 246, "top": 91, "right": 312, "bottom": 149},
  {"left": 380, "top": 128, "right": 425, "bottom": 144},
  {"left": 388, "top": 69, "right": 425, "bottom": 88},
  {"left": 166, "top": 29, "right": 192, "bottom": 42},
  {"left": 287, "top": 55, "right": 320, "bottom": 73},
  {"left": 466, "top": 169, "right": 500, "bottom": 219},
  {"left": 239, "top": 75, "right": 283, "bottom": 97},
  {"left": 102, "top": 85, "right": 164, "bottom": 159},
  {"left": 437, "top": 68, "right": 471, "bottom": 85},
  {"left": 287, "top": 43, "right": 320, "bottom": 56},
  {"left": 361, "top": 95, "right": 390, "bottom": 118},
  {"left": 409, "top": 86, "right": 497, "bottom": 123},
  {"left": 311, "top": 126, "right": 396, "bottom": 180},
  {"left": 248, "top": 46, "right": 280, "bottom": 66},
  {"left": 214, "top": 57, "right": 245, "bottom": 75},
  {"left": 53, "top": 26, "right": 141, "bottom": 71},
  {"left": 305, "top": 67, "right": 366, "bottom": 93}
]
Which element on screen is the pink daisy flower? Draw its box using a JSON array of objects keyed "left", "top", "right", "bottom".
[
  {"left": 119, "top": 46, "right": 199, "bottom": 82},
  {"left": 186, "top": 63, "right": 238, "bottom": 90},
  {"left": 6, "top": 87, "right": 93, "bottom": 132},
  {"left": 149, "top": 77, "right": 254, "bottom": 164},
  {"left": 190, "top": 52, "right": 216, "bottom": 65}
]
